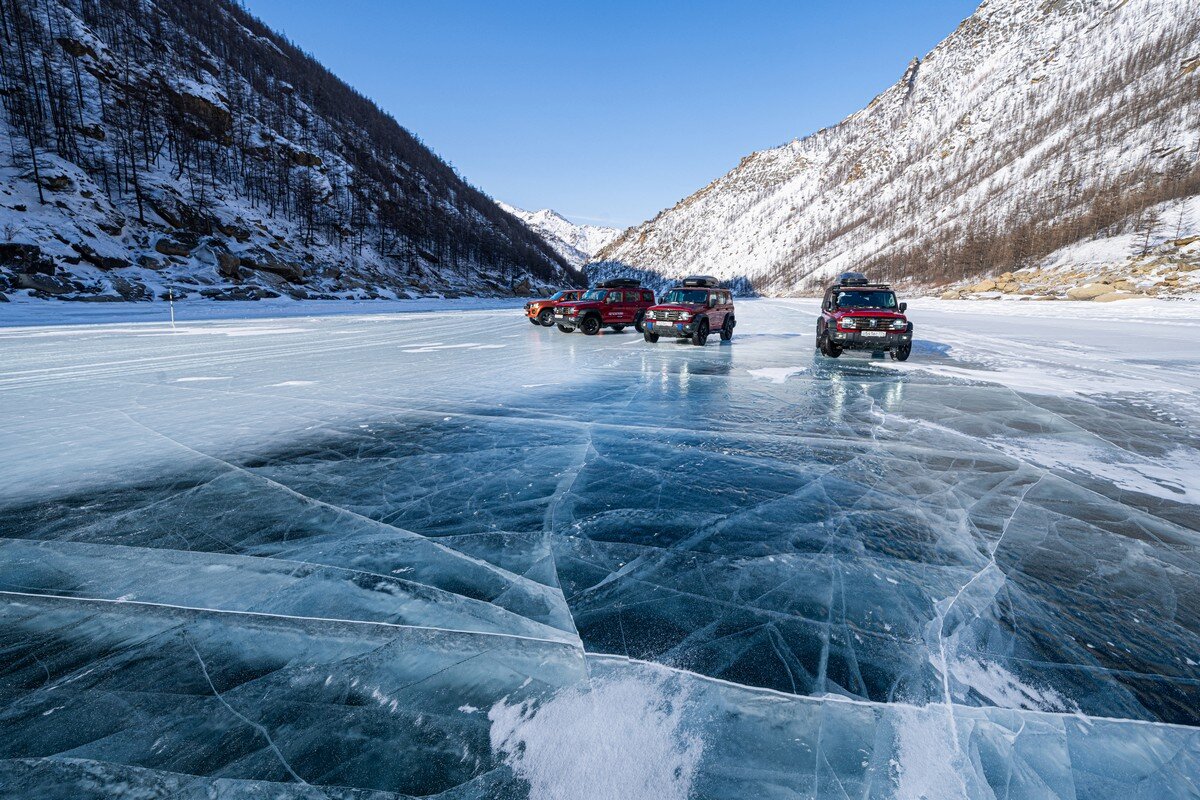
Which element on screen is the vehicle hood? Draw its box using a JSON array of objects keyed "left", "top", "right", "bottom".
[
  {"left": 556, "top": 301, "right": 600, "bottom": 311},
  {"left": 649, "top": 303, "right": 704, "bottom": 312}
]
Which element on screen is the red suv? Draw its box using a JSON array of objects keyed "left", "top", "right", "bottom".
[
  {"left": 816, "top": 273, "right": 912, "bottom": 360},
  {"left": 642, "top": 276, "right": 735, "bottom": 346},
  {"left": 525, "top": 290, "right": 583, "bottom": 326},
  {"left": 553, "top": 279, "right": 656, "bottom": 335}
]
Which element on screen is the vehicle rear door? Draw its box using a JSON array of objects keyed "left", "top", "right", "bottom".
[
  {"left": 705, "top": 290, "right": 725, "bottom": 329},
  {"left": 617, "top": 290, "right": 638, "bottom": 324}
]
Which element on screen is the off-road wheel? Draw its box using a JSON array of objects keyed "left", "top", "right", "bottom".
[
  {"left": 643, "top": 331, "right": 659, "bottom": 343},
  {"left": 720, "top": 316, "right": 734, "bottom": 341},
  {"left": 580, "top": 315, "right": 602, "bottom": 336},
  {"left": 557, "top": 324, "right": 574, "bottom": 333},
  {"left": 633, "top": 311, "right": 646, "bottom": 333},
  {"left": 529, "top": 317, "right": 541, "bottom": 325},
  {"left": 819, "top": 335, "right": 842, "bottom": 358},
  {"left": 538, "top": 308, "right": 555, "bottom": 326},
  {"left": 691, "top": 319, "right": 709, "bottom": 346},
  {"left": 611, "top": 324, "right": 626, "bottom": 332},
  {"left": 891, "top": 343, "right": 911, "bottom": 362}
]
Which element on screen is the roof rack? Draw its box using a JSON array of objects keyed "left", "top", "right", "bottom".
[
  {"left": 596, "top": 278, "right": 642, "bottom": 289},
  {"left": 837, "top": 271, "right": 870, "bottom": 286},
  {"left": 681, "top": 275, "right": 720, "bottom": 288}
]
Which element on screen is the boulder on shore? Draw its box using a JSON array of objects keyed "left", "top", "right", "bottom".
[{"left": 1065, "top": 283, "right": 1111, "bottom": 300}]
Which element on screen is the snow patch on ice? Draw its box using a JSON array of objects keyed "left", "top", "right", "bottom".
[
  {"left": 173, "top": 376, "right": 231, "bottom": 383},
  {"left": 891, "top": 706, "right": 970, "bottom": 800},
  {"left": 991, "top": 438, "right": 1200, "bottom": 504},
  {"left": 747, "top": 366, "right": 809, "bottom": 383},
  {"left": 951, "top": 656, "right": 1076, "bottom": 713},
  {"left": 488, "top": 673, "right": 703, "bottom": 800},
  {"left": 269, "top": 380, "right": 316, "bottom": 387}
]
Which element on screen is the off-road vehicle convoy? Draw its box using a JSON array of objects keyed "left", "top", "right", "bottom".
[
  {"left": 524, "top": 289, "right": 584, "bottom": 326},
  {"left": 642, "top": 276, "right": 735, "bottom": 346},
  {"left": 816, "top": 273, "right": 912, "bottom": 360},
  {"left": 552, "top": 279, "right": 656, "bottom": 335}
]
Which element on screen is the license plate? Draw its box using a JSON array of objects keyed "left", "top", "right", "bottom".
[{"left": 861, "top": 331, "right": 885, "bottom": 338}]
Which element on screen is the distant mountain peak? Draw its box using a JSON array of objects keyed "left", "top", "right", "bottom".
[{"left": 497, "top": 201, "right": 621, "bottom": 270}]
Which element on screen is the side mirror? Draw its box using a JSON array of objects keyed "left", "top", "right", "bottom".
[{"left": 899, "top": 302, "right": 907, "bottom": 313}]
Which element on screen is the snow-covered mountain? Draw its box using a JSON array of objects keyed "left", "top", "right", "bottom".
[
  {"left": 496, "top": 202, "right": 621, "bottom": 270},
  {"left": 0, "top": 0, "right": 581, "bottom": 303},
  {"left": 592, "top": 0, "right": 1200, "bottom": 294}
]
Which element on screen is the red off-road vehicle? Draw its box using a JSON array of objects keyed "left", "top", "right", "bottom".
[
  {"left": 642, "top": 276, "right": 735, "bottom": 346},
  {"left": 525, "top": 290, "right": 584, "bottom": 326},
  {"left": 553, "top": 279, "right": 656, "bottom": 335},
  {"left": 816, "top": 273, "right": 912, "bottom": 360}
]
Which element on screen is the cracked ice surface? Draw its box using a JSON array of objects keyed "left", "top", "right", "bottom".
[{"left": 0, "top": 298, "right": 1198, "bottom": 798}]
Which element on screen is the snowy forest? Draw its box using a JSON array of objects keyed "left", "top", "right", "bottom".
[{"left": 0, "top": 0, "right": 580, "bottom": 301}]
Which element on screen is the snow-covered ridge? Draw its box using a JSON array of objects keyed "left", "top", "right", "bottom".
[
  {"left": 0, "top": 0, "right": 579, "bottom": 305},
  {"left": 496, "top": 202, "right": 621, "bottom": 270},
  {"left": 592, "top": 0, "right": 1200, "bottom": 294}
]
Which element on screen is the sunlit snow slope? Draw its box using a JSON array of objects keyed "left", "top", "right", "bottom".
[
  {"left": 1, "top": 299, "right": 1198, "bottom": 797},
  {"left": 593, "top": 0, "right": 1200, "bottom": 293}
]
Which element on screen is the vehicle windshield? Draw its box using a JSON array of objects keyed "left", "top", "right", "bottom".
[
  {"left": 581, "top": 289, "right": 608, "bottom": 301},
  {"left": 662, "top": 289, "right": 708, "bottom": 304},
  {"left": 549, "top": 291, "right": 567, "bottom": 301},
  {"left": 836, "top": 290, "right": 897, "bottom": 309}
]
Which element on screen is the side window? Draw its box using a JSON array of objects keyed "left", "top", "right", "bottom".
[
  {"left": 643, "top": 290, "right": 653, "bottom": 303},
  {"left": 722, "top": 292, "right": 731, "bottom": 305},
  {"left": 622, "top": 291, "right": 636, "bottom": 302}
]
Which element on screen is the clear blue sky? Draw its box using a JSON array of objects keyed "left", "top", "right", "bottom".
[{"left": 239, "top": 0, "right": 978, "bottom": 228}]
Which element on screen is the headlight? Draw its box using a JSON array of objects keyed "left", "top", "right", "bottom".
[
  {"left": 568, "top": 308, "right": 579, "bottom": 316},
  {"left": 646, "top": 311, "right": 656, "bottom": 320},
  {"left": 679, "top": 312, "right": 692, "bottom": 321},
  {"left": 890, "top": 319, "right": 907, "bottom": 330},
  {"left": 840, "top": 317, "right": 858, "bottom": 328}
]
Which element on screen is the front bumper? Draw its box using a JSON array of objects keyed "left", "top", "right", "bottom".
[
  {"left": 644, "top": 319, "right": 698, "bottom": 337},
  {"left": 554, "top": 313, "right": 579, "bottom": 329},
  {"left": 830, "top": 328, "right": 913, "bottom": 350}
]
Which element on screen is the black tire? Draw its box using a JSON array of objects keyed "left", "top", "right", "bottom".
[
  {"left": 529, "top": 317, "right": 541, "bottom": 325},
  {"left": 557, "top": 324, "right": 574, "bottom": 333},
  {"left": 611, "top": 324, "right": 626, "bottom": 332},
  {"left": 691, "top": 319, "right": 709, "bottom": 346},
  {"left": 892, "top": 343, "right": 911, "bottom": 362},
  {"left": 820, "top": 335, "right": 842, "bottom": 358},
  {"left": 538, "top": 308, "right": 555, "bottom": 326},
  {"left": 633, "top": 311, "right": 646, "bottom": 333},
  {"left": 580, "top": 315, "right": 602, "bottom": 336},
  {"left": 643, "top": 331, "right": 659, "bottom": 343},
  {"left": 720, "top": 316, "right": 734, "bottom": 341}
]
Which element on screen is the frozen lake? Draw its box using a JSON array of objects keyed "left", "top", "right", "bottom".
[{"left": 1, "top": 298, "right": 1198, "bottom": 798}]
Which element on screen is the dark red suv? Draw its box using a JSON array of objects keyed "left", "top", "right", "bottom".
[
  {"left": 553, "top": 279, "right": 656, "bottom": 335},
  {"left": 642, "top": 276, "right": 735, "bottom": 346},
  {"left": 816, "top": 273, "right": 912, "bottom": 360}
]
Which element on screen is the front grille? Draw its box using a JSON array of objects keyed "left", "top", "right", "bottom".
[
  {"left": 655, "top": 310, "right": 685, "bottom": 321},
  {"left": 849, "top": 317, "right": 887, "bottom": 329}
]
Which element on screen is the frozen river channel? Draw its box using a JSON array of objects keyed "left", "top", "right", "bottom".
[{"left": 1, "top": 298, "right": 1198, "bottom": 798}]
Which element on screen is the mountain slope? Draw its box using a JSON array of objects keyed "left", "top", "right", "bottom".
[
  {"left": 496, "top": 202, "right": 620, "bottom": 270},
  {"left": 0, "top": 0, "right": 581, "bottom": 302},
  {"left": 592, "top": 0, "right": 1200, "bottom": 294}
]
